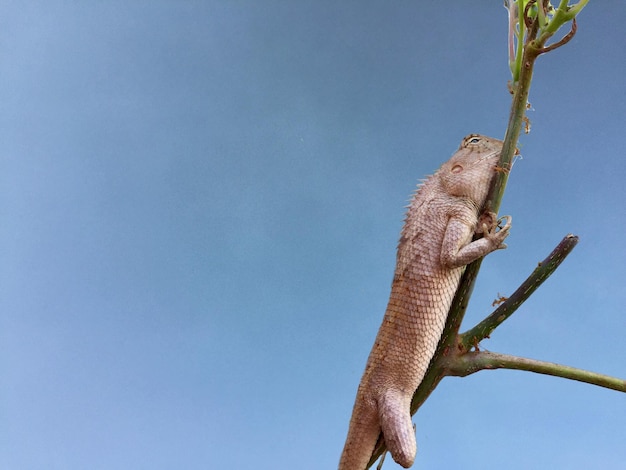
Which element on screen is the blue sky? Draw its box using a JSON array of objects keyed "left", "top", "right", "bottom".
[{"left": 1, "top": 2, "right": 624, "bottom": 469}]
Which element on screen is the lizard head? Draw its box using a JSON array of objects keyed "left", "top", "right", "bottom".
[{"left": 439, "top": 134, "right": 503, "bottom": 205}]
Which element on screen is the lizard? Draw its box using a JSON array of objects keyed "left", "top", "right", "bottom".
[{"left": 339, "top": 134, "right": 512, "bottom": 470}]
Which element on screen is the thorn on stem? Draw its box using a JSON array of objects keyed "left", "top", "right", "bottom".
[
  {"left": 523, "top": 115, "right": 531, "bottom": 134},
  {"left": 492, "top": 293, "right": 509, "bottom": 307}
]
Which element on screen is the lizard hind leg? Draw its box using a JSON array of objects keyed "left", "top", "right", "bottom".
[{"left": 378, "top": 389, "right": 416, "bottom": 468}]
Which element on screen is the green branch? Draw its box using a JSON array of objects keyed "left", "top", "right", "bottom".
[
  {"left": 460, "top": 234, "right": 578, "bottom": 350},
  {"left": 445, "top": 351, "right": 626, "bottom": 393}
]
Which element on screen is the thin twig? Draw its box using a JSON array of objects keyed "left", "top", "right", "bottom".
[
  {"left": 460, "top": 234, "right": 579, "bottom": 351},
  {"left": 445, "top": 351, "right": 626, "bottom": 392}
]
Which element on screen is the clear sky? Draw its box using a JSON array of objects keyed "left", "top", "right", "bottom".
[{"left": 2, "top": 2, "right": 625, "bottom": 469}]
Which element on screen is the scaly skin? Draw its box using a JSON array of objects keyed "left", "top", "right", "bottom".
[{"left": 339, "top": 134, "right": 512, "bottom": 469}]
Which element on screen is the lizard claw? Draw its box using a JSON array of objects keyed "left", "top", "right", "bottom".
[
  {"left": 498, "top": 215, "right": 512, "bottom": 230},
  {"left": 481, "top": 214, "right": 511, "bottom": 250}
]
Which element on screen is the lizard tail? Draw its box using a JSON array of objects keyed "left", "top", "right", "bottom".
[{"left": 338, "top": 400, "right": 380, "bottom": 470}]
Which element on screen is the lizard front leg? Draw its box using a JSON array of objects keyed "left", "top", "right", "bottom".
[{"left": 441, "top": 213, "right": 511, "bottom": 269}]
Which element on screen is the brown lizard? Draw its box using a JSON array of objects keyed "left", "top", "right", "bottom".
[{"left": 339, "top": 134, "right": 512, "bottom": 469}]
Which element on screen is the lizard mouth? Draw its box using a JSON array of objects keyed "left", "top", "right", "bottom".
[{"left": 475, "top": 149, "right": 501, "bottom": 163}]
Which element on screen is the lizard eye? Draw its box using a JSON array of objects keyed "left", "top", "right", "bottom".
[{"left": 469, "top": 137, "right": 481, "bottom": 144}]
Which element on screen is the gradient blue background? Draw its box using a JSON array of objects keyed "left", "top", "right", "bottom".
[{"left": 2, "top": 2, "right": 624, "bottom": 469}]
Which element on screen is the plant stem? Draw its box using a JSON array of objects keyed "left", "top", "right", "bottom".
[{"left": 445, "top": 351, "right": 626, "bottom": 392}]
